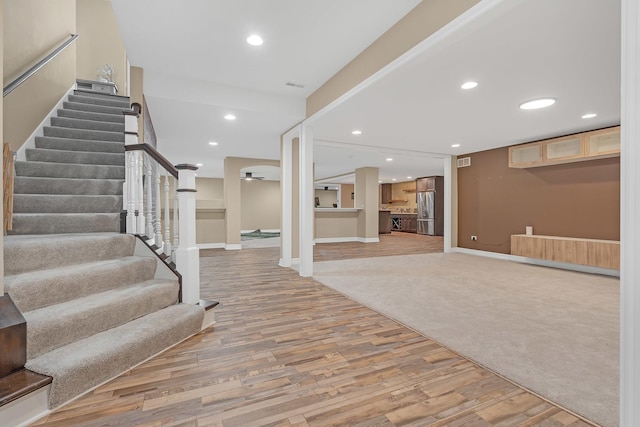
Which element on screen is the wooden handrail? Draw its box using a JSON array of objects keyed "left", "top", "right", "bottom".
[
  {"left": 125, "top": 143, "right": 178, "bottom": 179},
  {"left": 3, "top": 143, "right": 15, "bottom": 233}
]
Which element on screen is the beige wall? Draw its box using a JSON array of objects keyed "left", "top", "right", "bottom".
[
  {"left": 76, "top": 0, "right": 127, "bottom": 93},
  {"left": 224, "top": 157, "right": 279, "bottom": 246},
  {"left": 315, "top": 211, "right": 358, "bottom": 239},
  {"left": 340, "top": 184, "right": 354, "bottom": 208},
  {"left": 355, "top": 167, "right": 379, "bottom": 239},
  {"left": 241, "top": 180, "right": 280, "bottom": 230},
  {"left": 306, "top": 0, "right": 480, "bottom": 116},
  {"left": 3, "top": 0, "right": 77, "bottom": 151},
  {"left": 315, "top": 188, "right": 338, "bottom": 208},
  {"left": 129, "top": 66, "right": 144, "bottom": 142}
]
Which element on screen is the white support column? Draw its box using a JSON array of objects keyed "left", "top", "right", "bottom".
[
  {"left": 175, "top": 164, "right": 200, "bottom": 304},
  {"left": 443, "top": 155, "right": 458, "bottom": 253},
  {"left": 154, "top": 164, "right": 163, "bottom": 248},
  {"left": 135, "top": 151, "right": 145, "bottom": 233},
  {"left": 280, "top": 128, "right": 297, "bottom": 268},
  {"left": 145, "top": 154, "right": 154, "bottom": 242},
  {"left": 163, "top": 171, "right": 172, "bottom": 255},
  {"left": 299, "top": 124, "right": 314, "bottom": 277},
  {"left": 123, "top": 110, "right": 139, "bottom": 234},
  {"left": 172, "top": 183, "right": 179, "bottom": 263},
  {"left": 621, "top": 1, "right": 640, "bottom": 425}
]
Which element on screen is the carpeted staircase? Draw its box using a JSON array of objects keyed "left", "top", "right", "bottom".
[{"left": 3, "top": 87, "right": 205, "bottom": 409}]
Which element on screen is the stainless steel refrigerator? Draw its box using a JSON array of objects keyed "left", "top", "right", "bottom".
[{"left": 417, "top": 191, "right": 435, "bottom": 235}]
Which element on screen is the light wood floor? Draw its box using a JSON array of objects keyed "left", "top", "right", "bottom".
[
  {"left": 314, "top": 232, "right": 443, "bottom": 262},
  {"left": 33, "top": 242, "right": 593, "bottom": 427}
]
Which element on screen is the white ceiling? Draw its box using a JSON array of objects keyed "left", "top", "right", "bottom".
[{"left": 111, "top": 0, "right": 621, "bottom": 182}]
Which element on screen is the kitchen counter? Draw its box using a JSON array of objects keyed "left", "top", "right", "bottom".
[{"left": 390, "top": 213, "right": 417, "bottom": 233}]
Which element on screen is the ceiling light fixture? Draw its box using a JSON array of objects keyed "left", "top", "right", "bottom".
[
  {"left": 378, "top": 180, "right": 383, "bottom": 183},
  {"left": 196, "top": 163, "right": 203, "bottom": 167},
  {"left": 451, "top": 144, "right": 461, "bottom": 148},
  {"left": 352, "top": 130, "right": 362, "bottom": 135},
  {"left": 209, "top": 141, "right": 219, "bottom": 146},
  {"left": 461, "top": 81, "right": 478, "bottom": 90},
  {"left": 224, "top": 114, "right": 236, "bottom": 121},
  {"left": 386, "top": 158, "right": 393, "bottom": 162},
  {"left": 391, "top": 178, "right": 397, "bottom": 181},
  {"left": 581, "top": 113, "right": 598, "bottom": 119},
  {"left": 519, "top": 98, "right": 556, "bottom": 110},
  {"left": 246, "top": 34, "right": 263, "bottom": 46}
]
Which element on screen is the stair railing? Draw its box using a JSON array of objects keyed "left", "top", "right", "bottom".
[
  {"left": 3, "top": 143, "right": 16, "bottom": 233},
  {"left": 123, "top": 109, "right": 200, "bottom": 304}
]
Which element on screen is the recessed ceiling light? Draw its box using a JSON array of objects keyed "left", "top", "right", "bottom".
[
  {"left": 246, "top": 34, "right": 263, "bottom": 46},
  {"left": 391, "top": 178, "right": 397, "bottom": 181},
  {"left": 378, "top": 180, "right": 383, "bottom": 183},
  {"left": 196, "top": 163, "right": 203, "bottom": 167},
  {"left": 582, "top": 113, "right": 598, "bottom": 119},
  {"left": 519, "top": 98, "right": 556, "bottom": 110},
  {"left": 451, "top": 144, "right": 461, "bottom": 148},
  {"left": 386, "top": 158, "right": 393, "bottom": 162},
  {"left": 352, "top": 130, "right": 362, "bottom": 135},
  {"left": 407, "top": 176, "right": 412, "bottom": 179},
  {"left": 209, "top": 141, "right": 219, "bottom": 146},
  {"left": 461, "top": 81, "right": 478, "bottom": 90},
  {"left": 224, "top": 114, "right": 236, "bottom": 121}
]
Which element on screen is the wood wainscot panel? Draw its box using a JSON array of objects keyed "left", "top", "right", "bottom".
[{"left": 511, "top": 234, "right": 619, "bottom": 270}]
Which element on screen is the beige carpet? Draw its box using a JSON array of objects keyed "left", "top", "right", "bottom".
[{"left": 313, "top": 252, "right": 619, "bottom": 427}]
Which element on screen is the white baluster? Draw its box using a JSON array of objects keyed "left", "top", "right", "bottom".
[
  {"left": 154, "top": 163, "right": 163, "bottom": 249},
  {"left": 125, "top": 151, "right": 136, "bottom": 233},
  {"left": 136, "top": 151, "right": 145, "bottom": 233},
  {"left": 164, "top": 171, "right": 172, "bottom": 255},
  {"left": 172, "top": 181, "right": 179, "bottom": 263},
  {"left": 145, "top": 154, "right": 155, "bottom": 243}
]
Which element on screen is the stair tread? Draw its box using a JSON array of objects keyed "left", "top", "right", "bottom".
[
  {"left": 5, "top": 256, "right": 157, "bottom": 312},
  {"left": 44, "top": 126, "right": 125, "bottom": 142},
  {"left": 73, "top": 89, "right": 131, "bottom": 101},
  {"left": 24, "top": 279, "right": 179, "bottom": 359},
  {"left": 57, "top": 108, "right": 124, "bottom": 123},
  {"left": 25, "top": 148, "right": 124, "bottom": 166},
  {"left": 26, "top": 303, "right": 204, "bottom": 408},
  {"left": 0, "top": 369, "right": 51, "bottom": 406},
  {"left": 50, "top": 116, "right": 125, "bottom": 132},
  {"left": 3, "top": 233, "right": 135, "bottom": 275},
  {"left": 68, "top": 94, "right": 130, "bottom": 109},
  {"left": 35, "top": 136, "right": 124, "bottom": 153},
  {"left": 63, "top": 101, "right": 128, "bottom": 116}
]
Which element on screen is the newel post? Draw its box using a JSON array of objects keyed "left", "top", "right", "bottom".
[
  {"left": 174, "top": 164, "right": 200, "bottom": 304},
  {"left": 123, "top": 108, "right": 140, "bottom": 234}
]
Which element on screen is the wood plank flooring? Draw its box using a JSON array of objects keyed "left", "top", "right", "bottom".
[
  {"left": 314, "top": 232, "right": 443, "bottom": 262},
  {"left": 32, "top": 244, "right": 593, "bottom": 427}
]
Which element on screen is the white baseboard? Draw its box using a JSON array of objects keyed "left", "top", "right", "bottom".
[
  {"left": 196, "top": 243, "right": 225, "bottom": 250},
  {"left": 1, "top": 384, "right": 50, "bottom": 427},
  {"left": 279, "top": 257, "right": 300, "bottom": 267},
  {"left": 454, "top": 247, "right": 620, "bottom": 277},
  {"left": 315, "top": 237, "right": 358, "bottom": 244},
  {"left": 225, "top": 244, "right": 242, "bottom": 251},
  {"left": 357, "top": 237, "right": 380, "bottom": 243},
  {"left": 16, "top": 85, "right": 75, "bottom": 161}
]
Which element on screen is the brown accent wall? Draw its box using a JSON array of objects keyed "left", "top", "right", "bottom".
[
  {"left": 340, "top": 184, "right": 354, "bottom": 208},
  {"left": 458, "top": 146, "right": 620, "bottom": 254}
]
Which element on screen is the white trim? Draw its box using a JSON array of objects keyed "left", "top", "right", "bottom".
[
  {"left": 279, "top": 257, "right": 300, "bottom": 266},
  {"left": 1, "top": 384, "right": 50, "bottom": 427},
  {"left": 357, "top": 237, "right": 380, "bottom": 243},
  {"left": 454, "top": 247, "right": 620, "bottom": 277},
  {"left": 443, "top": 156, "right": 456, "bottom": 253},
  {"left": 196, "top": 243, "right": 225, "bottom": 249},
  {"left": 305, "top": 0, "right": 506, "bottom": 125},
  {"left": 314, "top": 208, "right": 360, "bottom": 212},
  {"left": 281, "top": 129, "right": 296, "bottom": 268},
  {"left": 241, "top": 229, "right": 280, "bottom": 233},
  {"left": 224, "top": 244, "right": 242, "bottom": 251},
  {"left": 621, "top": 0, "right": 640, "bottom": 423},
  {"left": 315, "top": 237, "right": 358, "bottom": 244},
  {"left": 16, "top": 84, "right": 75, "bottom": 161},
  {"left": 299, "top": 124, "right": 314, "bottom": 277}
]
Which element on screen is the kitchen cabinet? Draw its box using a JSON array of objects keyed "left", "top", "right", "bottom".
[
  {"left": 585, "top": 127, "right": 620, "bottom": 158},
  {"left": 381, "top": 183, "right": 392, "bottom": 204},
  {"left": 379, "top": 210, "right": 391, "bottom": 234},
  {"left": 390, "top": 213, "right": 417, "bottom": 233},
  {"left": 416, "top": 177, "right": 435, "bottom": 192},
  {"left": 508, "top": 143, "right": 543, "bottom": 168}
]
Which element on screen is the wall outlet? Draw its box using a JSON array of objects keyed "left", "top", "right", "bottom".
[{"left": 471, "top": 235, "right": 478, "bottom": 241}]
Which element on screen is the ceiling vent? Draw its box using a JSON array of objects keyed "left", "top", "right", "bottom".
[
  {"left": 285, "top": 82, "right": 305, "bottom": 89},
  {"left": 457, "top": 157, "right": 471, "bottom": 168}
]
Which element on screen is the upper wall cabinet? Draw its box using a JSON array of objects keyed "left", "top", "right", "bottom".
[{"left": 508, "top": 126, "right": 620, "bottom": 168}]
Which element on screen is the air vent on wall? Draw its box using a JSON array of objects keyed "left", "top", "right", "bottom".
[
  {"left": 285, "top": 82, "right": 305, "bottom": 89},
  {"left": 457, "top": 157, "right": 471, "bottom": 168}
]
